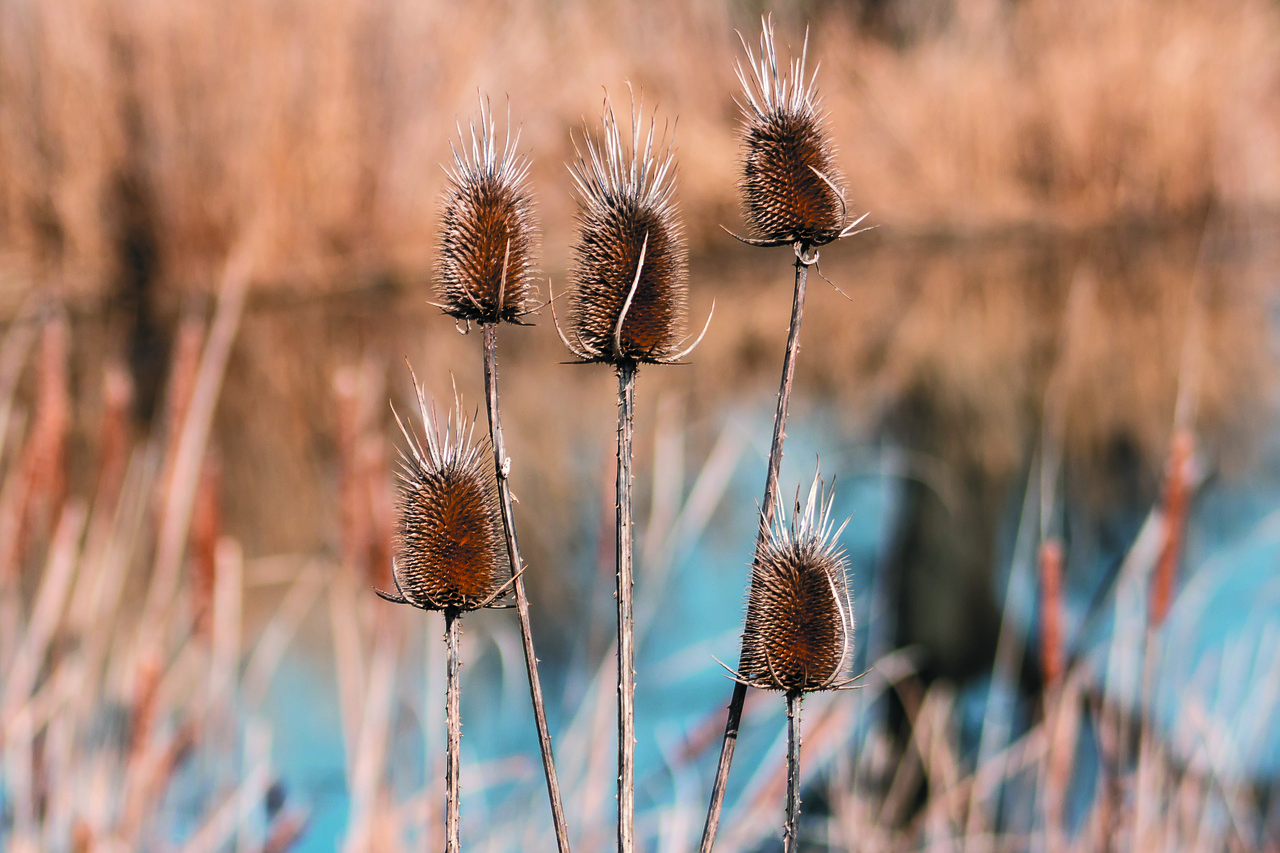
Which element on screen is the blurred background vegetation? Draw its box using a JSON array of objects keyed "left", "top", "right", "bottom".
[{"left": 1, "top": 0, "right": 1279, "bottom": 850}]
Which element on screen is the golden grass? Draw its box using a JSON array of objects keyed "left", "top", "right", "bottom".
[{"left": 2, "top": 0, "right": 1277, "bottom": 311}]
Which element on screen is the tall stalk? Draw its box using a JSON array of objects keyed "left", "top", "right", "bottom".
[
  {"left": 616, "top": 360, "right": 637, "bottom": 853},
  {"left": 559, "top": 93, "right": 692, "bottom": 853},
  {"left": 700, "top": 246, "right": 809, "bottom": 852},
  {"left": 481, "top": 323, "right": 572, "bottom": 852},
  {"left": 444, "top": 609, "right": 461, "bottom": 853},
  {"left": 784, "top": 691, "right": 803, "bottom": 853}
]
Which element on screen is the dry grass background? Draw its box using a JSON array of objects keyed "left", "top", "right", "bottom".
[{"left": 1, "top": 0, "right": 1278, "bottom": 310}]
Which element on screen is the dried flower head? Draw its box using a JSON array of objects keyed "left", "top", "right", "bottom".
[
  {"left": 435, "top": 97, "right": 538, "bottom": 325},
  {"left": 734, "top": 18, "right": 859, "bottom": 249},
  {"left": 735, "top": 469, "right": 854, "bottom": 693},
  {"left": 378, "top": 371, "right": 510, "bottom": 612},
  {"left": 555, "top": 93, "right": 702, "bottom": 365}
]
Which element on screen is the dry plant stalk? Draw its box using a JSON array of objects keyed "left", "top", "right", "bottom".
[
  {"left": 1, "top": 311, "right": 71, "bottom": 578},
  {"left": 720, "top": 471, "right": 854, "bottom": 852},
  {"left": 702, "top": 18, "right": 867, "bottom": 851},
  {"left": 557, "top": 90, "right": 698, "bottom": 853},
  {"left": 433, "top": 96, "right": 572, "bottom": 853},
  {"left": 1150, "top": 429, "right": 1193, "bottom": 628},
  {"left": 1039, "top": 538, "right": 1065, "bottom": 690},
  {"left": 377, "top": 377, "right": 515, "bottom": 852},
  {"left": 190, "top": 455, "right": 222, "bottom": 638}
]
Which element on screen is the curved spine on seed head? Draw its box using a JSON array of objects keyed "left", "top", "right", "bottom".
[
  {"left": 378, "top": 366, "right": 515, "bottom": 613},
  {"left": 556, "top": 92, "right": 711, "bottom": 365},
  {"left": 730, "top": 17, "right": 868, "bottom": 250},
  {"left": 435, "top": 96, "right": 539, "bottom": 326},
  {"left": 732, "top": 467, "right": 855, "bottom": 694}
]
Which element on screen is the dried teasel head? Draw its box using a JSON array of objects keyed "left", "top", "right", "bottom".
[
  {"left": 378, "top": 369, "right": 511, "bottom": 613},
  {"left": 734, "top": 469, "right": 854, "bottom": 693},
  {"left": 732, "top": 17, "right": 864, "bottom": 250},
  {"left": 435, "top": 96, "right": 539, "bottom": 326},
  {"left": 554, "top": 92, "right": 709, "bottom": 366}
]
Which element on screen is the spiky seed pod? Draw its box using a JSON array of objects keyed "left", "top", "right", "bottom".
[
  {"left": 436, "top": 97, "right": 538, "bottom": 325},
  {"left": 387, "top": 377, "right": 509, "bottom": 612},
  {"left": 736, "top": 18, "right": 845, "bottom": 247},
  {"left": 564, "top": 95, "right": 688, "bottom": 364},
  {"left": 738, "top": 471, "right": 853, "bottom": 693}
]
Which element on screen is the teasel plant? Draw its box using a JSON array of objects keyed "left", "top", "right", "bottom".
[
  {"left": 701, "top": 17, "right": 871, "bottom": 852},
  {"left": 551, "top": 90, "right": 711, "bottom": 853},
  {"left": 718, "top": 469, "right": 856, "bottom": 852},
  {"left": 429, "top": 95, "right": 573, "bottom": 852},
  {"left": 376, "top": 375, "right": 520, "bottom": 852}
]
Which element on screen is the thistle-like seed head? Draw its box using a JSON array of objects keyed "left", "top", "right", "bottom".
[
  {"left": 736, "top": 17, "right": 846, "bottom": 247},
  {"left": 388, "top": 373, "right": 509, "bottom": 613},
  {"left": 563, "top": 93, "right": 688, "bottom": 365},
  {"left": 435, "top": 97, "right": 538, "bottom": 325},
  {"left": 738, "top": 470, "right": 853, "bottom": 693}
]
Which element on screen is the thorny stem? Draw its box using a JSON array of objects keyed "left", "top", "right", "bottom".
[
  {"left": 482, "top": 324, "right": 573, "bottom": 853},
  {"left": 445, "top": 609, "right": 461, "bottom": 853},
  {"left": 616, "top": 360, "right": 638, "bottom": 853},
  {"left": 700, "top": 244, "right": 810, "bottom": 852},
  {"left": 785, "top": 691, "right": 803, "bottom": 853}
]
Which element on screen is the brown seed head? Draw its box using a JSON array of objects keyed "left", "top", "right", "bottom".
[
  {"left": 737, "top": 18, "right": 845, "bottom": 247},
  {"left": 739, "top": 470, "right": 853, "bottom": 693},
  {"left": 564, "top": 94, "right": 688, "bottom": 364},
  {"left": 390, "top": 374, "right": 509, "bottom": 612},
  {"left": 436, "top": 97, "right": 538, "bottom": 325}
]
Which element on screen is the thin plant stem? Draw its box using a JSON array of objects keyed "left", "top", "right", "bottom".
[
  {"left": 445, "top": 608, "right": 461, "bottom": 853},
  {"left": 700, "top": 244, "right": 810, "bottom": 852},
  {"left": 616, "top": 360, "right": 637, "bottom": 853},
  {"left": 784, "top": 691, "right": 803, "bottom": 853},
  {"left": 481, "top": 323, "right": 573, "bottom": 853}
]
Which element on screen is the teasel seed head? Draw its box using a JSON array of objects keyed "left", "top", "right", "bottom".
[
  {"left": 380, "top": 368, "right": 510, "bottom": 613},
  {"left": 556, "top": 92, "right": 699, "bottom": 365},
  {"left": 734, "top": 17, "right": 853, "bottom": 249},
  {"left": 435, "top": 96, "right": 539, "bottom": 326},
  {"left": 736, "top": 468, "right": 854, "bottom": 693}
]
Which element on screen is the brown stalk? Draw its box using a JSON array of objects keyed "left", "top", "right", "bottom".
[
  {"left": 190, "top": 455, "right": 221, "bottom": 638},
  {"left": 445, "top": 608, "right": 462, "bottom": 853},
  {"left": 1039, "top": 539, "right": 1064, "bottom": 691},
  {"left": 1150, "top": 429, "right": 1192, "bottom": 628},
  {"left": 700, "top": 243, "right": 810, "bottom": 852},
  {"left": 481, "top": 322, "right": 572, "bottom": 852},
  {"left": 616, "top": 359, "right": 637, "bottom": 853},
  {"left": 784, "top": 691, "right": 803, "bottom": 853}
]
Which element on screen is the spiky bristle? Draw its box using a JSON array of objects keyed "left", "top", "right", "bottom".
[
  {"left": 392, "top": 376, "right": 508, "bottom": 612},
  {"left": 566, "top": 93, "right": 688, "bottom": 364},
  {"left": 436, "top": 97, "right": 538, "bottom": 325},
  {"left": 737, "top": 18, "right": 844, "bottom": 247},
  {"left": 738, "top": 469, "right": 853, "bottom": 693}
]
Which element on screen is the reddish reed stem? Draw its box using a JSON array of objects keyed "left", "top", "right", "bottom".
[
  {"left": 1039, "top": 539, "right": 1065, "bottom": 690},
  {"left": 700, "top": 245, "right": 810, "bottom": 852},
  {"left": 1150, "top": 429, "right": 1192, "bottom": 628}
]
